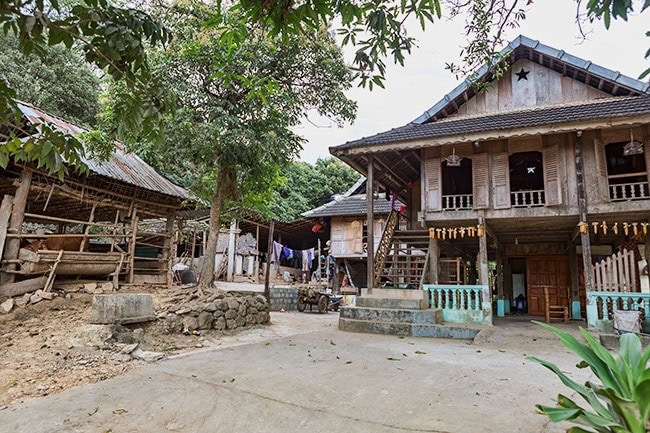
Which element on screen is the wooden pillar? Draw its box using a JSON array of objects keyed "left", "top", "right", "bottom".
[
  {"left": 264, "top": 221, "right": 274, "bottom": 301},
  {"left": 1, "top": 169, "right": 32, "bottom": 285},
  {"left": 504, "top": 257, "right": 512, "bottom": 309},
  {"left": 568, "top": 240, "right": 580, "bottom": 319},
  {"left": 478, "top": 216, "right": 492, "bottom": 324},
  {"left": 227, "top": 219, "right": 237, "bottom": 282},
  {"left": 496, "top": 243, "right": 505, "bottom": 317},
  {"left": 427, "top": 233, "right": 439, "bottom": 284},
  {"left": 0, "top": 195, "right": 14, "bottom": 263},
  {"left": 163, "top": 210, "right": 176, "bottom": 288},
  {"left": 80, "top": 202, "right": 97, "bottom": 251},
  {"left": 127, "top": 206, "right": 138, "bottom": 284},
  {"left": 366, "top": 155, "right": 375, "bottom": 293},
  {"left": 255, "top": 224, "right": 260, "bottom": 283},
  {"left": 575, "top": 132, "right": 594, "bottom": 292}
]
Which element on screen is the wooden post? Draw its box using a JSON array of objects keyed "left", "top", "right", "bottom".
[
  {"left": 2, "top": 169, "right": 32, "bottom": 285},
  {"left": 163, "top": 210, "right": 176, "bottom": 288},
  {"left": 264, "top": 221, "right": 274, "bottom": 301},
  {"left": 366, "top": 155, "right": 375, "bottom": 293},
  {"left": 254, "top": 224, "right": 260, "bottom": 283},
  {"left": 427, "top": 233, "right": 439, "bottom": 284},
  {"left": 575, "top": 132, "right": 594, "bottom": 292},
  {"left": 80, "top": 202, "right": 97, "bottom": 251},
  {"left": 568, "top": 241, "right": 580, "bottom": 319},
  {"left": 478, "top": 216, "right": 492, "bottom": 324},
  {"left": 227, "top": 219, "right": 237, "bottom": 282},
  {"left": 127, "top": 206, "right": 138, "bottom": 284},
  {"left": 0, "top": 195, "right": 15, "bottom": 261},
  {"left": 496, "top": 242, "right": 505, "bottom": 317},
  {"left": 110, "top": 210, "right": 120, "bottom": 253}
]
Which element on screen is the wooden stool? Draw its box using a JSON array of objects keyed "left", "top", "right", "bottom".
[{"left": 544, "top": 287, "right": 569, "bottom": 324}]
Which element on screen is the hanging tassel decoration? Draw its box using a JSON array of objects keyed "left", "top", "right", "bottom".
[
  {"left": 623, "top": 223, "right": 629, "bottom": 236},
  {"left": 442, "top": 229, "right": 446, "bottom": 240},
  {"left": 436, "top": 228, "right": 442, "bottom": 239},
  {"left": 642, "top": 223, "right": 648, "bottom": 235},
  {"left": 613, "top": 222, "right": 619, "bottom": 235},
  {"left": 602, "top": 221, "right": 608, "bottom": 235},
  {"left": 429, "top": 228, "right": 435, "bottom": 239},
  {"left": 477, "top": 224, "right": 485, "bottom": 237},
  {"left": 453, "top": 228, "right": 458, "bottom": 239},
  {"left": 632, "top": 222, "right": 639, "bottom": 236},
  {"left": 578, "top": 222, "right": 588, "bottom": 234},
  {"left": 592, "top": 222, "right": 599, "bottom": 234},
  {"left": 459, "top": 227, "right": 466, "bottom": 238}
]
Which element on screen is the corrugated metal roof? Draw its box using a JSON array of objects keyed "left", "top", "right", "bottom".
[
  {"left": 15, "top": 102, "right": 189, "bottom": 199},
  {"left": 412, "top": 35, "right": 650, "bottom": 125}
]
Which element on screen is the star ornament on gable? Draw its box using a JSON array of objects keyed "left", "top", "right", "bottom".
[{"left": 515, "top": 68, "right": 530, "bottom": 81}]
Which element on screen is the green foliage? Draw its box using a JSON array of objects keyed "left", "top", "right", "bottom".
[
  {"left": 0, "top": 32, "right": 100, "bottom": 126},
  {"left": 529, "top": 322, "right": 650, "bottom": 433},
  {"left": 0, "top": 0, "right": 172, "bottom": 178},
  {"left": 218, "top": 0, "right": 443, "bottom": 89},
  {"left": 270, "top": 158, "right": 360, "bottom": 222}
]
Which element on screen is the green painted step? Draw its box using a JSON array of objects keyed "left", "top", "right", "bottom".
[
  {"left": 355, "top": 297, "right": 429, "bottom": 310},
  {"left": 338, "top": 317, "right": 479, "bottom": 340},
  {"left": 340, "top": 306, "right": 442, "bottom": 324}
]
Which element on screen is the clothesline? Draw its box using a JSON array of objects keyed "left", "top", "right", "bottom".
[{"left": 271, "top": 241, "right": 318, "bottom": 271}]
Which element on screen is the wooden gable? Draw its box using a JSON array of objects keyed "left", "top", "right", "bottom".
[{"left": 453, "top": 60, "right": 609, "bottom": 117}]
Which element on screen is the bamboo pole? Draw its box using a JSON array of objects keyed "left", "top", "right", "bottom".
[
  {"left": 110, "top": 210, "right": 120, "bottom": 252},
  {"left": 163, "top": 210, "right": 176, "bottom": 288},
  {"left": 264, "top": 221, "right": 274, "bottom": 301},
  {"left": 0, "top": 195, "right": 14, "bottom": 262},
  {"left": 80, "top": 203, "right": 97, "bottom": 251},
  {"left": 23, "top": 213, "right": 125, "bottom": 231},
  {"left": 128, "top": 207, "right": 139, "bottom": 283}
]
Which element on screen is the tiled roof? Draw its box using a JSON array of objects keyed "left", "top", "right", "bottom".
[
  {"left": 332, "top": 95, "right": 650, "bottom": 152},
  {"left": 302, "top": 194, "right": 398, "bottom": 218}
]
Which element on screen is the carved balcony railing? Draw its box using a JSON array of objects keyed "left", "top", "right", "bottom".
[
  {"left": 442, "top": 194, "right": 473, "bottom": 211},
  {"left": 511, "top": 189, "right": 545, "bottom": 208},
  {"left": 609, "top": 181, "right": 650, "bottom": 202},
  {"left": 424, "top": 284, "right": 492, "bottom": 325},
  {"left": 586, "top": 291, "right": 650, "bottom": 332}
]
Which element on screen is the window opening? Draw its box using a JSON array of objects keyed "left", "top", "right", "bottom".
[{"left": 509, "top": 151, "right": 545, "bottom": 207}]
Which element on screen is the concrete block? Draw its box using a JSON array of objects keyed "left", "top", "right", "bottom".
[
  {"left": 340, "top": 306, "right": 441, "bottom": 324},
  {"left": 89, "top": 294, "right": 155, "bottom": 325},
  {"left": 355, "top": 297, "right": 429, "bottom": 310},
  {"left": 338, "top": 317, "right": 479, "bottom": 340}
]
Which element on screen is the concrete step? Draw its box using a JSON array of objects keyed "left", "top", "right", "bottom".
[
  {"left": 340, "top": 306, "right": 441, "bottom": 324},
  {"left": 355, "top": 297, "right": 429, "bottom": 310},
  {"left": 339, "top": 317, "right": 479, "bottom": 340}
]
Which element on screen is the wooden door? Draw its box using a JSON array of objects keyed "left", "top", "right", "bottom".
[{"left": 527, "top": 256, "right": 570, "bottom": 316}]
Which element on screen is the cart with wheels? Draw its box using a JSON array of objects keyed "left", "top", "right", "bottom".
[{"left": 297, "top": 286, "right": 331, "bottom": 314}]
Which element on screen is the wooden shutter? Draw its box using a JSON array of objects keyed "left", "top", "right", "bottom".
[
  {"left": 423, "top": 157, "right": 441, "bottom": 211},
  {"left": 330, "top": 220, "right": 346, "bottom": 256},
  {"left": 593, "top": 139, "right": 610, "bottom": 202},
  {"left": 492, "top": 152, "right": 511, "bottom": 209},
  {"left": 472, "top": 153, "right": 489, "bottom": 209},
  {"left": 350, "top": 220, "right": 363, "bottom": 254},
  {"left": 645, "top": 137, "right": 650, "bottom": 188},
  {"left": 542, "top": 144, "right": 563, "bottom": 206}
]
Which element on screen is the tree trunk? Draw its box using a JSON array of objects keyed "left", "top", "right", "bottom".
[{"left": 198, "top": 168, "right": 232, "bottom": 289}]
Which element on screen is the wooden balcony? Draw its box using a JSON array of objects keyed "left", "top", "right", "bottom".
[
  {"left": 442, "top": 194, "right": 473, "bottom": 211},
  {"left": 609, "top": 181, "right": 650, "bottom": 202},
  {"left": 511, "top": 189, "right": 545, "bottom": 208}
]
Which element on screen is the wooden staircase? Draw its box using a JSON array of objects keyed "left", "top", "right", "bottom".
[{"left": 374, "top": 217, "right": 431, "bottom": 289}]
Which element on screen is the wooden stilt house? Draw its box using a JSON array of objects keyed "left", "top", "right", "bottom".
[{"left": 331, "top": 36, "right": 650, "bottom": 331}]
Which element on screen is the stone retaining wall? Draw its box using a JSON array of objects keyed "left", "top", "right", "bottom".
[
  {"left": 161, "top": 293, "right": 270, "bottom": 333},
  {"left": 269, "top": 286, "right": 298, "bottom": 311}
]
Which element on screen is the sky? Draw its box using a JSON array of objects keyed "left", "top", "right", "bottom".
[{"left": 294, "top": 0, "right": 650, "bottom": 163}]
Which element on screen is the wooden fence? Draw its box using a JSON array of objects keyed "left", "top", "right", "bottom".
[{"left": 593, "top": 249, "right": 637, "bottom": 292}]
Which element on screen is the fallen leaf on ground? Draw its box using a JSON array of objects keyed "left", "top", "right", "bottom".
[
  {"left": 415, "top": 351, "right": 427, "bottom": 355},
  {"left": 88, "top": 407, "right": 99, "bottom": 416},
  {"left": 386, "top": 357, "right": 401, "bottom": 361},
  {"left": 112, "top": 409, "right": 127, "bottom": 415}
]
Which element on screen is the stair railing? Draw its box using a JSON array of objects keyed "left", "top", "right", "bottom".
[{"left": 373, "top": 208, "right": 399, "bottom": 284}]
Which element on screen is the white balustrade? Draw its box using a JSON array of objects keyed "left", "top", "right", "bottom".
[
  {"left": 609, "top": 182, "right": 650, "bottom": 201},
  {"left": 511, "top": 190, "right": 545, "bottom": 207},
  {"left": 442, "top": 194, "right": 473, "bottom": 211}
]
